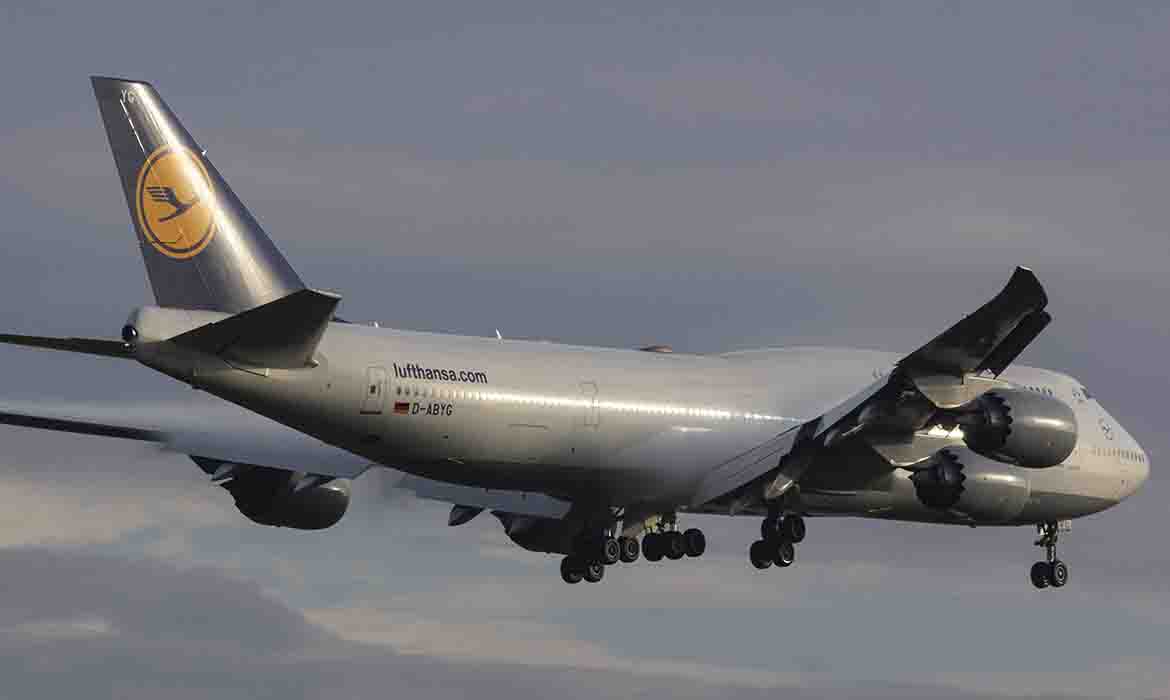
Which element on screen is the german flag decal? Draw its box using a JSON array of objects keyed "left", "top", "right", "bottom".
[{"left": 394, "top": 402, "right": 411, "bottom": 415}]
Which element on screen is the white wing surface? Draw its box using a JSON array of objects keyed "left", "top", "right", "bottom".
[{"left": 0, "top": 396, "right": 570, "bottom": 519}]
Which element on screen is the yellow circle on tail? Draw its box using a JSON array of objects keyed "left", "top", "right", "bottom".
[{"left": 135, "top": 146, "right": 216, "bottom": 259}]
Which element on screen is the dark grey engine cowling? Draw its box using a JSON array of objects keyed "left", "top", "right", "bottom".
[
  {"left": 222, "top": 466, "right": 350, "bottom": 530},
  {"left": 955, "top": 388, "right": 1077, "bottom": 468},
  {"left": 910, "top": 447, "right": 1032, "bottom": 523},
  {"left": 494, "top": 512, "right": 582, "bottom": 555}
]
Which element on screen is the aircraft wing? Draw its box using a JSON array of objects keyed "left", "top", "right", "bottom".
[
  {"left": 0, "top": 397, "right": 570, "bottom": 519},
  {"left": 693, "top": 267, "right": 1050, "bottom": 511}
]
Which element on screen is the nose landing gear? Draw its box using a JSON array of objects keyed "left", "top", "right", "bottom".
[{"left": 1030, "top": 521, "right": 1070, "bottom": 590}]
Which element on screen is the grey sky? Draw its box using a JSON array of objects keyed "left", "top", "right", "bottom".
[{"left": 1, "top": 2, "right": 1168, "bottom": 698}]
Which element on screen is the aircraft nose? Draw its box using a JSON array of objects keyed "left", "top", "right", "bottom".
[
  {"left": 1121, "top": 443, "right": 1151, "bottom": 501},
  {"left": 1135, "top": 446, "right": 1151, "bottom": 490}
]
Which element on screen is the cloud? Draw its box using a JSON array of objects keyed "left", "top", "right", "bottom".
[
  {"left": 589, "top": 58, "right": 881, "bottom": 127},
  {"left": 0, "top": 547, "right": 1102, "bottom": 700},
  {"left": 0, "top": 4, "right": 1169, "bottom": 699}
]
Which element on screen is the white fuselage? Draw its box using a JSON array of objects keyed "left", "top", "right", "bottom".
[{"left": 132, "top": 312, "right": 1149, "bottom": 526}]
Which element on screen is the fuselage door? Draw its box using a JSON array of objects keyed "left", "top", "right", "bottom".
[{"left": 361, "top": 366, "right": 388, "bottom": 415}]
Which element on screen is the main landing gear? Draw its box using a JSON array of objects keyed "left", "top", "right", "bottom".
[
  {"left": 643, "top": 527, "right": 706, "bottom": 562},
  {"left": 1030, "top": 521, "right": 1070, "bottom": 590},
  {"left": 559, "top": 517, "right": 707, "bottom": 584},
  {"left": 749, "top": 514, "right": 805, "bottom": 571},
  {"left": 560, "top": 531, "right": 622, "bottom": 584}
]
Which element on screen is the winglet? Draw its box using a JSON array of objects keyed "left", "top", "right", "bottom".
[
  {"left": 902, "top": 266, "right": 1049, "bottom": 377},
  {"left": 171, "top": 289, "right": 341, "bottom": 369}
]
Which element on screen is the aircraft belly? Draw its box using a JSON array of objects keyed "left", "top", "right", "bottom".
[
  {"left": 1015, "top": 461, "right": 1120, "bottom": 521},
  {"left": 603, "top": 417, "right": 780, "bottom": 504}
]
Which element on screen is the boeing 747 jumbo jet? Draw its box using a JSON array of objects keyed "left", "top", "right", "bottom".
[{"left": 0, "top": 78, "right": 1148, "bottom": 588}]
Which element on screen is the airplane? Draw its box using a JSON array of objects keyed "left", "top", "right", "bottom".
[{"left": 0, "top": 77, "right": 1148, "bottom": 589}]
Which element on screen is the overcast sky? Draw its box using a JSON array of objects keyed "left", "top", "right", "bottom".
[{"left": 1, "top": 2, "right": 1168, "bottom": 698}]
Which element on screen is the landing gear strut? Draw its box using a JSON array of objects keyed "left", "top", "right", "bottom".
[
  {"left": 749, "top": 513, "right": 805, "bottom": 571},
  {"left": 1030, "top": 521, "right": 1070, "bottom": 590}
]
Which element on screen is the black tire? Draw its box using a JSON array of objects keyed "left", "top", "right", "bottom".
[
  {"left": 643, "top": 533, "right": 664, "bottom": 562},
  {"left": 683, "top": 528, "right": 706, "bottom": 557},
  {"left": 619, "top": 536, "right": 640, "bottom": 563},
  {"left": 561, "top": 557, "right": 583, "bottom": 584},
  {"left": 1049, "top": 560, "right": 1069, "bottom": 588},
  {"left": 600, "top": 537, "right": 621, "bottom": 566},
  {"left": 749, "top": 540, "right": 773, "bottom": 569},
  {"left": 781, "top": 515, "right": 806, "bottom": 544},
  {"left": 774, "top": 540, "right": 796, "bottom": 567},
  {"left": 761, "top": 517, "right": 779, "bottom": 541},
  {"left": 1030, "top": 561, "right": 1050, "bottom": 589},
  {"left": 584, "top": 562, "right": 605, "bottom": 583},
  {"left": 665, "top": 532, "right": 686, "bottom": 560}
]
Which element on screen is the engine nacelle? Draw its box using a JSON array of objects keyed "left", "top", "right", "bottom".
[
  {"left": 955, "top": 388, "right": 1077, "bottom": 468},
  {"left": 910, "top": 447, "right": 1031, "bottom": 523},
  {"left": 494, "top": 512, "right": 581, "bottom": 555},
  {"left": 222, "top": 466, "right": 350, "bottom": 530}
]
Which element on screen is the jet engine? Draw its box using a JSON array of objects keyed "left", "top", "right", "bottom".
[
  {"left": 910, "top": 447, "right": 1031, "bottom": 523},
  {"left": 221, "top": 466, "right": 350, "bottom": 530},
  {"left": 952, "top": 388, "right": 1077, "bottom": 468},
  {"left": 494, "top": 512, "right": 580, "bottom": 555}
]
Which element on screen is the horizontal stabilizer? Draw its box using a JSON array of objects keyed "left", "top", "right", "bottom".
[
  {"left": 0, "top": 409, "right": 158, "bottom": 441},
  {"left": 171, "top": 288, "right": 341, "bottom": 369},
  {"left": 0, "top": 334, "right": 131, "bottom": 358}
]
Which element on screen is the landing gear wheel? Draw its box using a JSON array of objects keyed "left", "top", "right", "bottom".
[
  {"left": 600, "top": 537, "right": 621, "bottom": 566},
  {"left": 1049, "top": 560, "right": 1069, "bottom": 588},
  {"left": 1030, "top": 561, "right": 1050, "bottom": 589},
  {"left": 1033, "top": 521, "right": 1070, "bottom": 590},
  {"left": 583, "top": 562, "right": 605, "bottom": 583},
  {"left": 561, "top": 557, "right": 584, "bottom": 584},
  {"left": 618, "top": 536, "right": 640, "bottom": 563},
  {"left": 665, "top": 531, "right": 686, "bottom": 560},
  {"left": 780, "top": 515, "right": 806, "bottom": 544},
  {"left": 749, "top": 540, "right": 773, "bottom": 569},
  {"left": 773, "top": 540, "right": 796, "bottom": 568},
  {"left": 683, "top": 528, "right": 706, "bottom": 557},
  {"left": 643, "top": 533, "right": 664, "bottom": 562}
]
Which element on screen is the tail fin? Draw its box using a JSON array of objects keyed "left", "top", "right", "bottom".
[{"left": 91, "top": 76, "right": 304, "bottom": 313}]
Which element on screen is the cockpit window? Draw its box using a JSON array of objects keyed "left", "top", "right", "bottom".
[{"left": 1080, "top": 386, "right": 1093, "bottom": 400}]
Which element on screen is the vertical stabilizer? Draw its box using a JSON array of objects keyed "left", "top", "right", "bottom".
[{"left": 91, "top": 76, "right": 304, "bottom": 312}]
